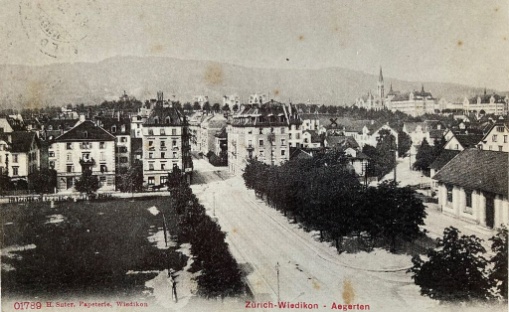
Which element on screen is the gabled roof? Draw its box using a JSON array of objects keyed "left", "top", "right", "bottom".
[
  {"left": 429, "top": 149, "right": 461, "bottom": 170},
  {"left": 55, "top": 120, "right": 115, "bottom": 142},
  {"left": 433, "top": 149, "right": 508, "bottom": 196},
  {"left": 0, "top": 132, "right": 40, "bottom": 153},
  {"left": 455, "top": 134, "right": 484, "bottom": 148},
  {"left": 95, "top": 117, "right": 131, "bottom": 135},
  {"left": 290, "top": 148, "right": 313, "bottom": 160},
  {"left": 325, "top": 135, "right": 360, "bottom": 149},
  {"left": 145, "top": 102, "right": 185, "bottom": 126}
]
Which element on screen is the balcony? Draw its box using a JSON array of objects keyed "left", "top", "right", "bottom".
[{"left": 79, "top": 157, "right": 96, "bottom": 166}]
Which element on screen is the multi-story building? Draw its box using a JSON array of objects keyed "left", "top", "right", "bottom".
[
  {"left": 223, "top": 94, "right": 240, "bottom": 107},
  {"left": 385, "top": 85, "right": 438, "bottom": 117},
  {"left": 478, "top": 116, "right": 509, "bottom": 152},
  {"left": 0, "top": 131, "right": 41, "bottom": 182},
  {"left": 227, "top": 101, "right": 295, "bottom": 174},
  {"left": 141, "top": 101, "right": 191, "bottom": 188},
  {"left": 200, "top": 113, "right": 228, "bottom": 155},
  {"left": 463, "top": 91, "right": 508, "bottom": 116},
  {"left": 354, "top": 67, "right": 385, "bottom": 111},
  {"left": 49, "top": 120, "right": 116, "bottom": 192}
]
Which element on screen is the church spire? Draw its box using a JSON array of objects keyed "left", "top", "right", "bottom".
[
  {"left": 378, "top": 66, "right": 384, "bottom": 83},
  {"left": 377, "top": 66, "right": 385, "bottom": 101},
  {"left": 421, "top": 84, "right": 425, "bottom": 93}
]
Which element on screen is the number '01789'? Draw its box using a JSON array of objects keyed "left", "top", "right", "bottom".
[{"left": 13, "top": 302, "right": 42, "bottom": 310}]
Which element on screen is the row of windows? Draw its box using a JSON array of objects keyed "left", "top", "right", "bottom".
[
  {"left": 147, "top": 128, "right": 178, "bottom": 135},
  {"left": 148, "top": 162, "right": 178, "bottom": 171},
  {"left": 491, "top": 134, "right": 508, "bottom": 143},
  {"left": 248, "top": 150, "right": 286, "bottom": 158},
  {"left": 246, "top": 127, "right": 286, "bottom": 135},
  {"left": 248, "top": 139, "right": 287, "bottom": 147},
  {"left": 67, "top": 142, "right": 107, "bottom": 150},
  {"left": 148, "top": 152, "right": 178, "bottom": 159},
  {"left": 65, "top": 164, "right": 109, "bottom": 173},
  {"left": 148, "top": 140, "right": 178, "bottom": 148},
  {"left": 446, "top": 185, "right": 473, "bottom": 214}
]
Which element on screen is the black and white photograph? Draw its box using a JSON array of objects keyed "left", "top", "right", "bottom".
[{"left": 0, "top": 1, "right": 508, "bottom": 311}]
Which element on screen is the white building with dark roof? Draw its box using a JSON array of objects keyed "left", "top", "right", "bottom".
[
  {"left": 433, "top": 149, "right": 508, "bottom": 229},
  {"left": 50, "top": 119, "right": 116, "bottom": 192}
]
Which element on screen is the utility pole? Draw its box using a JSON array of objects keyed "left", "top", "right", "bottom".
[{"left": 275, "top": 262, "right": 280, "bottom": 302}]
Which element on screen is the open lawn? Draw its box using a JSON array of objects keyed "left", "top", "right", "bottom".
[{"left": 1, "top": 197, "right": 186, "bottom": 299}]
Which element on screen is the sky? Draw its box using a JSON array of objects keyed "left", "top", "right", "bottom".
[{"left": 1, "top": 0, "right": 508, "bottom": 90}]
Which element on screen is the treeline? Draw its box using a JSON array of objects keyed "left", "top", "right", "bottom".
[
  {"left": 243, "top": 152, "right": 426, "bottom": 253},
  {"left": 165, "top": 182, "right": 244, "bottom": 298}
]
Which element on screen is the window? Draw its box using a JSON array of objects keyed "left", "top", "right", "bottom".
[
  {"left": 259, "top": 128, "right": 263, "bottom": 134},
  {"left": 259, "top": 150, "right": 264, "bottom": 157},
  {"left": 11, "top": 154, "right": 18, "bottom": 163},
  {"left": 160, "top": 129, "right": 165, "bottom": 135},
  {"left": 165, "top": 117, "right": 171, "bottom": 124},
  {"left": 100, "top": 152, "right": 105, "bottom": 161},
  {"left": 446, "top": 185, "right": 453, "bottom": 203},
  {"left": 161, "top": 140, "right": 166, "bottom": 148},
  {"left": 120, "top": 157, "right": 128, "bottom": 163},
  {"left": 66, "top": 143, "right": 72, "bottom": 150},
  {"left": 149, "top": 140, "right": 154, "bottom": 147},
  {"left": 66, "top": 153, "right": 72, "bottom": 162},
  {"left": 492, "top": 134, "right": 497, "bottom": 142},
  {"left": 12, "top": 167, "right": 18, "bottom": 176},
  {"left": 465, "top": 190, "right": 472, "bottom": 208},
  {"left": 259, "top": 139, "right": 264, "bottom": 146},
  {"left": 281, "top": 139, "right": 286, "bottom": 146},
  {"left": 172, "top": 128, "right": 176, "bottom": 135},
  {"left": 49, "top": 161, "right": 55, "bottom": 168},
  {"left": 497, "top": 126, "right": 505, "bottom": 132},
  {"left": 504, "top": 135, "right": 507, "bottom": 143},
  {"left": 148, "top": 129, "right": 154, "bottom": 135},
  {"left": 172, "top": 140, "right": 177, "bottom": 147},
  {"left": 99, "top": 142, "right": 105, "bottom": 149},
  {"left": 281, "top": 149, "right": 286, "bottom": 156},
  {"left": 281, "top": 127, "right": 285, "bottom": 134},
  {"left": 148, "top": 177, "right": 155, "bottom": 185},
  {"left": 161, "top": 163, "right": 166, "bottom": 170},
  {"left": 100, "top": 165, "right": 107, "bottom": 172},
  {"left": 161, "top": 152, "right": 165, "bottom": 158},
  {"left": 289, "top": 133, "right": 293, "bottom": 140},
  {"left": 160, "top": 176, "right": 167, "bottom": 185},
  {"left": 499, "top": 146, "right": 503, "bottom": 151},
  {"left": 111, "top": 126, "right": 117, "bottom": 133},
  {"left": 173, "top": 152, "right": 177, "bottom": 158},
  {"left": 149, "top": 152, "right": 153, "bottom": 159},
  {"left": 455, "top": 144, "right": 459, "bottom": 150},
  {"left": 296, "top": 133, "right": 300, "bottom": 140},
  {"left": 66, "top": 165, "right": 73, "bottom": 173},
  {"left": 100, "top": 176, "right": 107, "bottom": 183},
  {"left": 121, "top": 137, "right": 127, "bottom": 143},
  {"left": 82, "top": 152, "right": 91, "bottom": 161},
  {"left": 149, "top": 163, "right": 154, "bottom": 171}
]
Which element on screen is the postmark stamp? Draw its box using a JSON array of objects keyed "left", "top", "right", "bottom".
[{"left": 19, "top": 0, "right": 99, "bottom": 59}]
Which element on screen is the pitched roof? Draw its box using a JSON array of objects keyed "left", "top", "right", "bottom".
[
  {"left": 455, "top": 134, "right": 484, "bottom": 148},
  {"left": 55, "top": 120, "right": 115, "bottom": 142},
  {"left": 95, "top": 117, "right": 131, "bottom": 135},
  {"left": 290, "top": 148, "right": 313, "bottom": 160},
  {"left": 145, "top": 102, "right": 185, "bottom": 126},
  {"left": 429, "top": 149, "right": 460, "bottom": 170},
  {"left": 325, "top": 135, "right": 360, "bottom": 149},
  {"left": 433, "top": 149, "right": 508, "bottom": 196},
  {"left": 303, "top": 130, "right": 321, "bottom": 143},
  {"left": 0, "top": 132, "right": 39, "bottom": 153}
]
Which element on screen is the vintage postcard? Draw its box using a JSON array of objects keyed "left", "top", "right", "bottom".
[{"left": 1, "top": 1, "right": 508, "bottom": 312}]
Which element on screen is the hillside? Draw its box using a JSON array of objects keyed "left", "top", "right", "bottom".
[{"left": 0, "top": 56, "right": 496, "bottom": 109}]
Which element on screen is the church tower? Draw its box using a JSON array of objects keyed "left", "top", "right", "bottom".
[{"left": 377, "top": 66, "right": 385, "bottom": 101}]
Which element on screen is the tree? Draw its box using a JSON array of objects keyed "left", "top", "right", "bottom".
[
  {"left": 28, "top": 169, "right": 57, "bottom": 194},
  {"left": 222, "top": 104, "right": 230, "bottom": 112},
  {"left": 367, "top": 181, "right": 426, "bottom": 252},
  {"left": 183, "top": 102, "right": 193, "bottom": 112},
  {"left": 489, "top": 225, "right": 508, "bottom": 300},
  {"left": 202, "top": 102, "right": 211, "bottom": 112},
  {"left": 232, "top": 104, "right": 239, "bottom": 112},
  {"left": 193, "top": 102, "right": 201, "bottom": 111},
  {"left": 413, "top": 138, "right": 434, "bottom": 172},
  {"left": 167, "top": 166, "right": 183, "bottom": 189},
  {"left": 0, "top": 173, "right": 11, "bottom": 194},
  {"left": 118, "top": 165, "right": 143, "bottom": 193},
  {"left": 398, "top": 131, "right": 412, "bottom": 157},
  {"left": 409, "top": 227, "right": 491, "bottom": 302},
  {"left": 212, "top": 103, "right": 221, "bottom": 112},
  {"left": 74, "top": 169, "right": 100, "bottom": 195}
]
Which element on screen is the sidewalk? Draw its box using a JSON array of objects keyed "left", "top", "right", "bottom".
[{"left": 423, "top": 203, "right": 496, "bottom": 245}]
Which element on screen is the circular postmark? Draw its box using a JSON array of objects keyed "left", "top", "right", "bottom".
[{"left": 19, "top": 0, "right": 100, "bottom": 59}]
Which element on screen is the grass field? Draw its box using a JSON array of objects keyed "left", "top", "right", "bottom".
[{"left": 1, "top": 197, "right": 186, "bottom": 299}]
